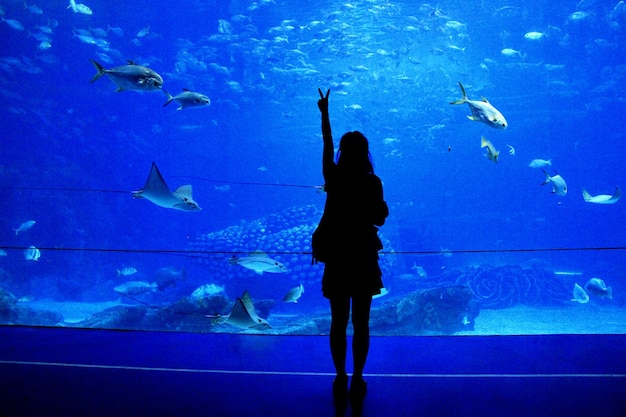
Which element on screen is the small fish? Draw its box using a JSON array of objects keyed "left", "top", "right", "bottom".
[
  {"left": 528, "top": 158, "right": 552, "bottom": 168},
  {"left": 0, "top": 249, "right": 7, "bottom": 256},
  {"left": 117, "top": 267, "right": 137, "bottom": 277},
  {"left": 481, "top": 136, "right": 499, "bottom": 163},
  {"left": 114, "top": 281, "right": 158, "bottom": 295},
  {"left": 90, "top": 59, "right": 163, "bottom": 92},
  {"left": 571, "top": 283, "right": 589, "bottom": 303},
  {"left": 524, "top": 31, "right": 545, "bottom": 41},
  {"left": 136, "top": 26, "right": 150, "bottom": 38},
  {"left": 14, "top": 220, "right": 36, "bottom": 235},
  {"left": 440, "top": 246, "right": 453, "bottom": 258},
  {"left": 541, "top": 169, "right": 567, "bottom": 196},
  {"left": 507, "top": 144, "right": 515, "bottom": 155},
  {"left": 582, "top": 187, "right": 620, "bottom": 204},
  {"left": 68, "top": 0, "right": 93, "bottom": 15},
  {"left": 584, "top": 278, "right": 612, "bottom": 299},
  {"left": 229, "top": 250, "right": 288, "bottom": 275},
  {"left": 283, "top": 284, "right": 304, "bottom": 303},
  {"left": 163, "top": 89, "right": 210, "bottom": 110},
  {"left": 191, "top": 283, "right": 225, "bottom": 299},
  {"left": 501, "top": 48, "right": 522, "bottom": 57},
  {"left": 411, "top": 262, "right": 427, "bottom": 278},
  {"left": 24, "top": 245, "right": 41, "bottom": 261},
  {"left": 450, "top": 82, "right": 507, "bottom": 129},
  {"left": 132, "top": 162, "right": 201, "bottom": 211},
  {"left": 2, "top": 17, "right": 25, "bottom": 31}
]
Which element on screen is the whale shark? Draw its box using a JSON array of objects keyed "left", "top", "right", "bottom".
[{"left": 132, "top": 162, "right": 201, "bottom": 211}]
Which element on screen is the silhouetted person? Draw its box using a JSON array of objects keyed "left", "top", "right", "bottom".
[{"left": 314, "top": 89, "right": 389, "bottom": 405}]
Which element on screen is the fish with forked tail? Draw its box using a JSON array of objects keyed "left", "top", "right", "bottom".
[
  {"left": 163, "top": 89, "right": 210, "bottom": 110},
  {"left": 450, "top": 82, "right": 508, "bottom": 129},
  {"left": 582, "top": 187, "right": 620, "bottom": 204},
  {"left": 541, "top": 169, "right": 567, "bottom": 196},
  {"left": 90, "top": 59, "right": 163, "bottom": 92}
]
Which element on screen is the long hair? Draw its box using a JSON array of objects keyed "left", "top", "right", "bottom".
[{"left": 335, "top": 131, "right": 374, "bottom": 175}]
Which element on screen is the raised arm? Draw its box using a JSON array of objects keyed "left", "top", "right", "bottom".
[{"left": 317, "top": 88, "right": 334, "bottom": 181}]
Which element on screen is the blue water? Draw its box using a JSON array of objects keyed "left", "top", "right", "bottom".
[{"left": 0, "top": 0, "right": 624, "bottom": 332}]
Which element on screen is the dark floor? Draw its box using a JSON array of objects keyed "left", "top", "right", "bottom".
[{"left": 1, "top": 326, "right": 625, "bottom": 417}]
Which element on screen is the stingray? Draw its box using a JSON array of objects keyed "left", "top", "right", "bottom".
[
  {"left": 220, "top": 290, "right": 271, "bottom": 330},
  {"left": 132, "top": 162, "right": 202, "bottom": 211}
]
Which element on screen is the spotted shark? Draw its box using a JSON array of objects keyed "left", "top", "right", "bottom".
[{"left": 132, "top": 162, "right": 201, "bottom": 211}]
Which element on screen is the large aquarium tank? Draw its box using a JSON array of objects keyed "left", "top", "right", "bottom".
[{"left": 1, "top": 0, "right": 624, "bottom": 336}]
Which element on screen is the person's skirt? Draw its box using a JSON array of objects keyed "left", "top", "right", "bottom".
[{"left": 321, "top": 253, "right": 383, "bottom": 299}]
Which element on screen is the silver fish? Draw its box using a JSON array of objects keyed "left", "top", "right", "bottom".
[
  {"left": 117, "top": 267, "right": 137, "bottom": 277},
  {"left": 229, "top": 250, "right": 287, "bottom": 275},
  {"left": 450, "top": 82, "right": 508, "bottom": 129},
  {"left": 283, "top": 284, "right": 304, "bottom": 303},
  {"left": 132, "top": 162, "right": 201, "bottom": 211},
  {"left": 68, "top": 0, "right": 92, "bottom": 15},
  {"left": 114, "top": 281, "right": 158, "bottom": 295},
  {"left": 584, "top": 278, "right": 612, "bottom": 299},
  {"left": 529, "top": 158, "right": 552, "bottom": 168},
  {"left": 582, "top": 187, "right": 620, "bottom": 204},
  {"left": 541, "top": 169, "right": 567, "bottom": 196},
  {"left": 90, "top": 59, "right": 163, "bottom": 92},
  {"left": 481, "top": 136, "right": 499, "bottom": 163},
  {"left": 14, "top": 220, "right": 36, "bottom": 235},
  {"left": 163, "top": 89, "right": 210, "bottom": 110}
]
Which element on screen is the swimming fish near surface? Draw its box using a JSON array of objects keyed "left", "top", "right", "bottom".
[
  {"left": 481, "top": 136, "right": 499, "bottom": 163},
  {"left": 450, "top": 82, "right": 508, "bottom": 129},
  {"left": 90, "top": 59, "right": 163, "bottom": 92},
  {"left": 68, "top": 0, "right": 93, "bottom": 15},
  {"left": 132, "top": 162, "right": 201, "bottom": 211},
  {"left": 283, "top": 284, "right": 304, "bottom": 303},
  {"left": 114, "top": 281, "right": 158, "bottom": 296},
  {"left": 541, "top": 169, "right": 567, "bottom": 196},
  {"left": 584, "top": 278, "right": 612, "bottom": 299},
  {"left": 571, "top": 283, "right": 589, "bottom": 303},
  {"left": 163, "top": 89, "right": 211, "bottom": 110},
  {"left": 582, "top": 187, "right": 620, "bottom": 204},
  {"left": 229, "top": 250, "right": 288, "bottom": 275},
  {"left": 14, "top": 220, "right": 36, "bottom": 235}
]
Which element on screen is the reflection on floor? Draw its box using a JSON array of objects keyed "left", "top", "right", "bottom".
[{"left": 1, "top": 326, "right": 625, "bottom": 417}]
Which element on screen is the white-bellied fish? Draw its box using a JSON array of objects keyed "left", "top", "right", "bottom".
[
  {"left": 541, "top": 169, "right": 567, "bottom": 196},
  {"left": 117, "top": 267, "right": 137, "bottom": 277},
  {"left": 501, "top": 48, "right": 522, "bottom": 57},
  {"left": 411, "top": 262, "right": 428, "bottom": 278},
  {"left": 571, "top": 283, "right": 589, "bottom": 303},
  {"left": 90, "top": 59, "right": 163, "bottom": 92},
  {"left": 584, "top": 277, "right": 612, "bottom": 299},
  {"left": 229, "top": 250, "right": 287, "bottom": 275},
  {"left": 2, "top": 17, "right": 26, "bottom": 31},
  {"left": 524, "top": 31, "right": 545, "bottom": 41},
  {"left": 283, "top": 284, "right": 304, "bottom": 303},
  {"left": 68, "top": 0, "right": 92, "bottom": 15},
  {"left": 163, "top": 89, "right": 210, "bottom": 110},
  {"left": 24, "top": 245, "right": 41, "bottom": 261},
  {"left": 582, "top": 187, "right": 620, "bottom": 204},
  {"left": 450, "top": 82, "right": 507, "bottom": 129},
  {"left": 191, "top": 283, "right": 225, "bottom": 299},
  {"left": 132, "top": 162, "right": 201, "bottom": 211},
  {"left": 529, "top": 158, "right": 552, "bottom": 168},
  {"left": 481, "top": 136, "right": 499, "bottom": 163},
  {"left": 14, "top": 220, "right": 36, "bottom": 235},
  {"left": 114, "top": 281, "right": 158, "bottom": 295}
]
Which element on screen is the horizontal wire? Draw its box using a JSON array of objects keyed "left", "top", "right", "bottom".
[{"left": 0, "top": 246, "right": 624, "bottom": 256}]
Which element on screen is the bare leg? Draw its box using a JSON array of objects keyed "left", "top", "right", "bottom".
[
  {"left": 351, "top": 295, "right": 372, "bottom": 379},
  {"left": 329, "top": 297, "right": 351, "bottom": 377}
]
